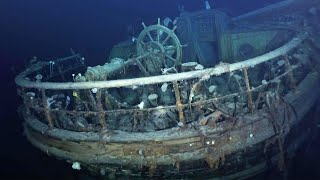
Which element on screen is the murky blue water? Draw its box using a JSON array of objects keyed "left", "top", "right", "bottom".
[{"left": 1, "top": 0, "right": 320, "bottom": 179}]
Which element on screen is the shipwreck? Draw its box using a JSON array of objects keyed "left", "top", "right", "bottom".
[{"left": 15, "top": 0, "right": 320, "bottom": 179}]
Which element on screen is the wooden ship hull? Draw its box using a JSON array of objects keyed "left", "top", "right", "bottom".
[
  {"left": 23, "top": 72, "right": 320, "bottom": 178},
  {"left": 15, "top": 0, "right": 320, "bottom": 179}
]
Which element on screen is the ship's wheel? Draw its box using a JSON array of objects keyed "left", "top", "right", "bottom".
[{"left": 136, "top": 18, "right": 182, "bottom": 74}]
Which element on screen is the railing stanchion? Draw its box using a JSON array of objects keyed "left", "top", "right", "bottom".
[
  {"left": 243, "top": 68, "right": 253, "bottom": 113},
  {"left": 173, "top": 81, "right": 186, "bottom": 127},
  {"left": 21, "top": 88, "right": 31, "bottom": 115},
  {"left": 96, "top": 89, "right": 106, "bottom": 129},
  {"left": 284, "top": 55, "right": 296, "bottom": 89},
  {"left": 41, "top": 89, "right": 54, "bottom": 128}
]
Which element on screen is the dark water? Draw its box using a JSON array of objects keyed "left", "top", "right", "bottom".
[{"left": 1, "top": 0, "right": 320, "bottom": 179}]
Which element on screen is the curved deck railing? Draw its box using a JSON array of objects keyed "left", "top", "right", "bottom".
[
  {"left": 15, "top": 32, "right": 308, "bottom": 132},
  {"left": 16, "top": 33, "right": 306, "bottom": 90}
]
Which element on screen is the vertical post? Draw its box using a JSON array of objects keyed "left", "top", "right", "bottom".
[
  {"left": 243, "top": 68, "right": 253, "bottom": 113},
  {"left": 96, "top": 89, "right": 106, "bottom": 129},
  {"left": 41, "top": 89, "right": 54, "bottom": 128},
  {"left": 284, "top": 55, "right": 296, "bottom": 89},
  {"left": 173, "top": 81, "right": 186, "bottom": 127},
  {"left": 21, "top": 88, "right": 30, "bottom": 114},
  {"left": 57, "top": 63, "right": 66, "bottom": 82},
  {"left": 101, "top": 77, "right": 112, "bottom": 110},
  {"left": 86, "top": 90, "right": 98, "bottom": 111},
  {"left": 104, "top": 90, "right": 113, "bottom": 110}
]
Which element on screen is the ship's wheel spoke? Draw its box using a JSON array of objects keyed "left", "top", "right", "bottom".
[
  {"left": 165, "top": 54, "right": 176, "bottom": 62},
  {"left": 147, "top": 32, "right": 154, "bottom": 42},
  {"left": 164, "top": 45, "right": 176, "bottom": 51},
  {"left": 161, "top": 34, "right": 171, "bottom": 45},
  {"left": 156, "top": 29, "right": 161, "bottom": 42},
  {"left": 140, "top": 40, "right": 146, "bottom": 46}
]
